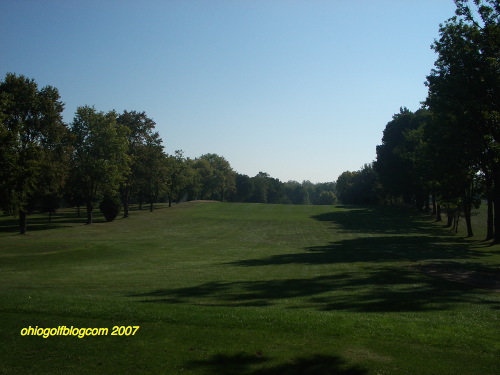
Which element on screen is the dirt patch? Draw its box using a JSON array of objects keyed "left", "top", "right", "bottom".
[{"left": 415, "top": 261, "right": 500, "bottom": 292}]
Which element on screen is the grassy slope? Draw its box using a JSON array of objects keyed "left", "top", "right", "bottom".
[{"left": 0, "top": 203, "right": 499, "bottom": 375}]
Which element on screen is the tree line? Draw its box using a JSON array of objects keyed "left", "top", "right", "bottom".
[
  {"left": 334, "top": 0, "right": 499, "bottom": 242},
  {"left": 2, "top": 1, "right": 497, "bottom": 239},
  {"left": 0, "top": 75, "right": 337, "bottom": 234}
]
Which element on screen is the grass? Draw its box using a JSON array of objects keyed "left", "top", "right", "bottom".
[{"left": 0, "top": 202, "right": 499, "bottom": 374}]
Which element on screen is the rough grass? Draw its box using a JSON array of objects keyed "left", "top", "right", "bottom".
[{"left": 0, "top": 202, "right": 499, "bottom": 375}]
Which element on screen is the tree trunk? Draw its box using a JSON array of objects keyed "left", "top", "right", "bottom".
[
  {"left": 168, "top": 196, "right": 172, "bottom": 208},
  {"left": 494, "top": 196, "right": 500, "bottom": 244},
  {"left": 436, "top": 203, "right": 442, "bottom": 222},
  {"left": 454, "top": 212, "right": 460, "bottom": 233},
  {"left": 149, "top": 201, "right": 153, "bottom": 212},
  {"left": 77, "top": 204, "right": 81, "bottom": 217},
  {"left": 493, "top": 169, "right": 500, "bottom": 243},
  {"left": 464, "top": 205, "right": 473, "bottom": 237},
  {"left": 487, "top": 199, "right": 494, "bottom": 240},
  {"left": 121, "top": 186, "right": 130, "bottom": 218},
  {"left": 403, "top": 192, "right": 411, "bottom": 205},
  {"left": 423, "top": 191, "right": 430, "bottom": 212},
  {"left": 485, "top": 172, "right": 494, "bottom": 240},
  {"left": 446, "top": 210, "right": 454, "bottom": 228},
  {"left": 86, "top": 202, "right": 93, "bottom": 225},
  {"left": 463, "top": 184, "right": 474, "bottom": 237},
  {"left": 19, "top": 210, "right": 27, "bottom": 234},
  {"left": 432, "top": 194, "right": 436, "bottom": 215}
]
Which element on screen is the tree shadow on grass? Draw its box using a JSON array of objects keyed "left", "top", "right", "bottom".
[
  {"left": 227, "top": 235, "right": 482, "bottom": 268},
  {"left": 128, "top": 206, "right": 499, "bottom": 312},
  {"left": 0, "top": 212, "right": 106, "bottom": 234},
  {"left": 415, "top": 260, "right": 500, "bottom": 293},
  {"left": 311, "top": 206, "right": 449, "bottom": 236},
  {"left": 187, "top": 353, "right": 367, "bottom": 375},
  {"left": 228, "top": 205, "right": 487, "bottom": 267},
  {"left": 128, "top": 265, "right": 497, "bottom": 312}
]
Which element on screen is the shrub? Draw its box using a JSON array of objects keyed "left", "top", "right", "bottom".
[{"left": 99, "top": 195, "right": 121, "bottom": 222}]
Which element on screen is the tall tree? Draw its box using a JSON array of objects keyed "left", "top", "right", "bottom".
[
  {"left": 70, "top": 106, "right": 129, "bottom": 224},
  {"left": 425, "top": 0, "right": 499, "bottom": 239},
  {"left": 116, "top": 110, "right": 161, "bottom": 217},
  {"left": 0, "top": 73, "right": 69, "bottom": 234},
  {"left": 165, "top": 150, "right": 189, "bottom": 206},
  {"left": 134, "top": 140, "right": 167, "bottom": 212},
  {"left": 374, "top": 108, "right": 425, "bottom": 207}
]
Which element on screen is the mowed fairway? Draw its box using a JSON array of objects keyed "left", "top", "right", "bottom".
[{"left": 0, "top": 202, "right": 499, "bottom": 374}]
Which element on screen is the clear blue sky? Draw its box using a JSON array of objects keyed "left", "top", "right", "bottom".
[{"left": 1, "top": 0, "right": 457, "bottom": 183}]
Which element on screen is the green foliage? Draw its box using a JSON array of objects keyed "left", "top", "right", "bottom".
[
  {"left": 374, "top": 108, "right": 426, "bottom": 206},
  {"left": 232, "top": 173, "right": 255, "bottom": 202},
  {"left": 116, "top": 110, "right": 161, "bottom": 216},
  {"left": 164, "top": 150, "right": 190, "bottom": 206},
  {"left": 336, "top": 164, "right": 378, "bottom": 205},
  {"left": 423, "top": 0, "right": 499, "bottom": 238},
  {"left": 283, "top": 180, "right": 310, "bottom": 205},
  {"left": 70, "top": 106, "right": 129, "bottom": 224},
  {"left": 318, "top": 190, "right": 337, "bottom": 205},
  {"left": 0, "top": 73, "right": 69, "bottom": 233},
  {"left": 194, "top": 153, "right": 236, "bottom": 201},
  {"left": 99, "top": 195, "right": 121, "bottom": 222},
  {"left": 227, "top": 174, "right": 336, "bottom": 205},
  {"left": 134, "top": 139, "right": 167, "bottom": 211}
]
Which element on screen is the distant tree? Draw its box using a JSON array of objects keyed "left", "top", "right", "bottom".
[
  {"left": 0, "top": 73, "right": 70, "bottom": 234},
  {"left": 265, "top": 175, "right": 284, "bottom": 204},
  {"left": 335, "top": 171, "right": 356, "bottom": 204},
  {"left": 232, "top": 173, "right": 254, "bottom": 202},
  {"left": 336, "top": 165, "right": 378, "bottom": 205},
  {"left": 183, "top": 158, "right": 202, "bottom": 201},
  {"left": 134, "top": 140, "right": 167, "bottom": 211},
  {"left": 283, "top": 181, "right": 309, "bottom": 205},
  {"left": 312, "top": 182, "right": 337, "bottom": 205},
  {"left": 355, "top": 164, "right": 379, "bottom": 204},
  {"left": 192, "top": 158, "right": 214, "bottom": 200},
  {"left": 250, "top": 173, "right": 269, "bottom": 203},
  {"left": 165, "top": 150, "right": 189, "bottom": 206},
  {"left": 70, "top": 106, "right": 129, "bottom": 224},
  {"left": 197, "top": 154, "right": 236, "bottom": 201},
  {"left": 318, "top": 191, "right": 337, "bottom": 205}
]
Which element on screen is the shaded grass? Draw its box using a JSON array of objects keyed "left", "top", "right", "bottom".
[{"left": 0, "top": 202, "right": 499, "bottom": 374}]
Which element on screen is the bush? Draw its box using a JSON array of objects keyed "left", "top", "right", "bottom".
[{"left": 99, "top": 195, "right": 121, "bottom": 222}]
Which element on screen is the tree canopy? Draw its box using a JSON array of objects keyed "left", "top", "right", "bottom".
[
  {"left": 0, "top": 73, "right": 69, "bottom": 233},
  {"left": 70, "top": 106, "right": 129, "bottom": 224}
]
